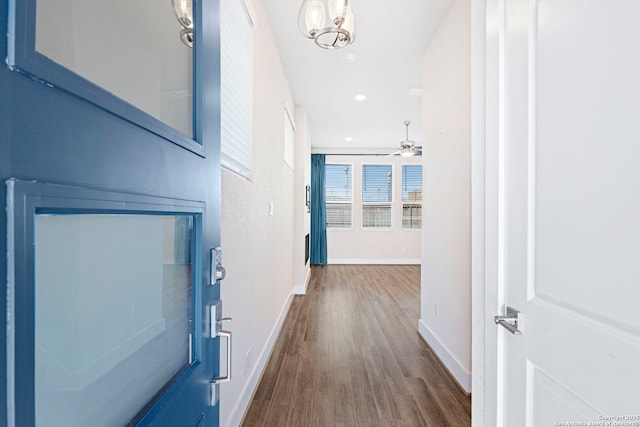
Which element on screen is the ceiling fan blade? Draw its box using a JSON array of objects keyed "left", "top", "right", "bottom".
[
  {"left": 414, "top": 148, "right": 422, "bottom": 156},
  {"left": 386, "top": 150, "right": 401, "bottom": 157}
]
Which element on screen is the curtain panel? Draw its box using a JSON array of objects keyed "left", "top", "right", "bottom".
[{"left": 310, "top": 154, "right": 327, "bottom": 265}]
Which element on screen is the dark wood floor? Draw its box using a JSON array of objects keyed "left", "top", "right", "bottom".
[{"left": 242, "top": 265, "right": 471, "bottom": 427}]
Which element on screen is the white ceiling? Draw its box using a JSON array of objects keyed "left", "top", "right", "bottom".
[{"left": 262, "top": 0, "right": 454, "bottom": 153}]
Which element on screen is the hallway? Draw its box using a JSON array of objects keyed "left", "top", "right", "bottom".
[{"left": 242, "top": 265, "right": 471, "bottom": 426}]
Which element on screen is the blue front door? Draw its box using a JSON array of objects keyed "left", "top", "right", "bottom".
[{"left": 0, "top": 0, "right": 223, "bottom": 426}]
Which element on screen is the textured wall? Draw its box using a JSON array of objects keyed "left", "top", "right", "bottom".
[
  {"left": 219, "top": 0, "right": 296, "bottom": 424},
  {"left": 293, "top": 107, "right": 311, "bottom": 294},
  {"left": 419, "top": 0, "right": 472, "bottom": 392}
]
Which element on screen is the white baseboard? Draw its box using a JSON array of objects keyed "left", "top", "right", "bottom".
[
  {"left": 224, "top": 291, "right": 295, "bottom": 427},
  {"left": 418, "top": 319, "right": 471, "bottom": 393},
  {"left": 294, "top": 268, "right": 311, "bottom": 295},
  {"left": 327, "top": 258, "right": 421, "bottom": 265}
]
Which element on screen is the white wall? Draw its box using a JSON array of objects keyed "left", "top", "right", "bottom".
[
  {"left": 324, "top": 154, "right": 422, "bottom": 264},
  {"left": 293, "top": 107, "right": 311, "bottom": 294},
  {"left": 471, "top": 0, "right": 487, "bottom": 421},
  {"left": 419, "top": 0, "right": 472, "bottom": 393},
  {"left": 219, "top": 1, "right": 297, "bottom": 425}
]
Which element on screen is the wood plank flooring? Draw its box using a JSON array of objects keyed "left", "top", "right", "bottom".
[{"left": 242, "top": 265, "right": 471, "bottom": 427}]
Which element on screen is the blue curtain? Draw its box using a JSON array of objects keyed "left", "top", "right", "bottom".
[{"left": 310, "top": 154, "right": 327, "bottom": 265}]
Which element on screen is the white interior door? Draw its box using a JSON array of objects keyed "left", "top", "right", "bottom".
[{"left": 484, "top": 0, "right": 640, "bottom": 425}]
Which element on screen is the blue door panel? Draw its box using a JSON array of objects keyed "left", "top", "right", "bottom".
[{"left": 0, "top": 0, "right": 222, "bottom": 425}]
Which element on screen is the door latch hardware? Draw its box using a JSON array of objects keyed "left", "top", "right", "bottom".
[
  {"left": 210, "top": 247, "right": 226, "bottom": 285},
  {"left": 210, "top": 320, "right": 232, "bottom": 406},
  {"left": 209, "top": 301, "right": 232, "bottom": 406},
  {"left": 494, "top": 306, "right": 522, "bottom": 335},
  {"left": 213, "top": 322, "right": 232, "bottom": 381}
]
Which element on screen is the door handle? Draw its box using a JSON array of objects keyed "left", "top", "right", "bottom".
[
  {"left": 210, "top": 317, "right": 231, "bottom": 407},
  {"left": 207, "top": 301, "right": 231, "bottom": 406},
  {"left": 494, "top": 306, "right": 522, "bottom": 335},
  {"left": 213, "top": 318, "right": 232, "bottom": 383}
]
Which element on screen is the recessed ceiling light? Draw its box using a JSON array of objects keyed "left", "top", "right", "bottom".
[
  {"left": 354, "top": 94, "right": 367, "bottom": 102},
  {"left": 345, "top": 136, "right": 353, "bottom": 142},
  {"left": 345, "top": 53, "right": 358, "bottom": 64}
]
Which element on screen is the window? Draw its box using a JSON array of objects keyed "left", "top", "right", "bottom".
[
  {"left": 7, "top": 181, "right": 206, "bottom": 427},
  {"left": 221, "top": 0, "right": 256, "bottom": 178},
  {"left": 402, "top": 164, "right": 422, "bottom": 229},
  {"left": 284, "top": 104, "right": 295, "bottom": 169},
  {"left": 10, "top": 0, "right": 201, "bottom": 153},
  {"left": 362, "top": 164, "right": 393, "bottom": 228},
  {"left": 325, "top": 164, "right": 353, "bottom": 228},
  {"left": 35, "top": 214, "right": 195, "bottom": 425}
]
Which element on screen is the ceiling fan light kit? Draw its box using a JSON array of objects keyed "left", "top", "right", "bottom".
[
  {"left": 389, "top": 121, "right": 422, "bottom": 157},
  {"left": 400, "top": 147, "right": 415, "bottom": 157},
  {"left": 298, "top": 0, "right": 356, "bottom": 49}
]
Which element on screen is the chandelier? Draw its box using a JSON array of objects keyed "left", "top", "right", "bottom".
[
  {"left": 298, "top": 0, "right": 356, "bottom": 49},
  {"left": 172, "top": 0, "right": 193, "bottom": 47}
]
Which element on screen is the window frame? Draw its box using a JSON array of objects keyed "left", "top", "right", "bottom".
[
  {"left": 325, "top": 162, "right": 354, "bottom": 231},
  {"left": 361, "top": 163, "right": 395, "bottom": 231},
  {"left": 7, "top": 0, "right": 204, "bottom": 156},
  {"left": 401, "top": 163, "right": 423, "bottom": 230},
  {"left": 6, "top": 179, "right": 206, "bottom": 425}
]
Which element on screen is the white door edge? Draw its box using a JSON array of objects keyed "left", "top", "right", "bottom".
[{"left": 471, "top": 0, "right": 498, "bottom": 426}]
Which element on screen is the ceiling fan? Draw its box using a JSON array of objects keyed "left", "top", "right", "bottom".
[{"left": 387, "top": 121, "right": 422, "bottom": 157}]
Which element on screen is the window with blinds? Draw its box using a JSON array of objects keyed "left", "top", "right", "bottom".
[
  {"left": 362, "top": 164, "right": 393, "bottom": 228},
  {"left": 220, "top": 0, "right": 255, "bottom": 178},
  {"left": 402, "top": 164, "right": 422, "bottom": 229},
  {"left": 325, "top": 164, "right": 353, "bottom": 229}
]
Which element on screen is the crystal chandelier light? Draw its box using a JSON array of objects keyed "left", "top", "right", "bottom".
[
  {"left": 172, "top": 0, "right": 193, "bottom": 47},
  {"left": 298, "top": 0, "right": 356, "bottom": 49}
]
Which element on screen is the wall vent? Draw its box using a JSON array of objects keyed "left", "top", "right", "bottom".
[{"left": 305, "top": 234, "right": 310, "bottom": 265}]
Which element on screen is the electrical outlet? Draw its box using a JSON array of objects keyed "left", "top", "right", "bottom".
[
  {"left": 434, "top": 301, "right": 439, "bottom": 317},
  {"left": 245, "top": 348, "right": 252, "bottom": 374},
  {"left": 269, "top": 202, "right": 274, "bottom": 216}
]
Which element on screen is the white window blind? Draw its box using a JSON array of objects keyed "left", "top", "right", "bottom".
[
  {"left": 220, "top": 0, "right": 255, "bottom": 178},
  {"left": 325, "top": 164, "right": 352, "bottom": 229},
  {"left": 283, "top": 104, "right": 295, "bottom": 169},
  {"left": 402, "top": 164, "right": 422, "bottom": 229},
  {"left": 362, "top": 164, "right": 393, "bottom": 228}
]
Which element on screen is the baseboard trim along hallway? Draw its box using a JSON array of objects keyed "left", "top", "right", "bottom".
[
  {"left": 418, "top": 319, "right": 472, "bottom": 393},
  {"left": 293, "top": 268, "right": 311, "bottom": 295},
  {"left": 225, "top": 291, "right": 295, "bottom": 427},
  {"left": 241, "top": 265, "right": 471, "bottom": 426}
]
